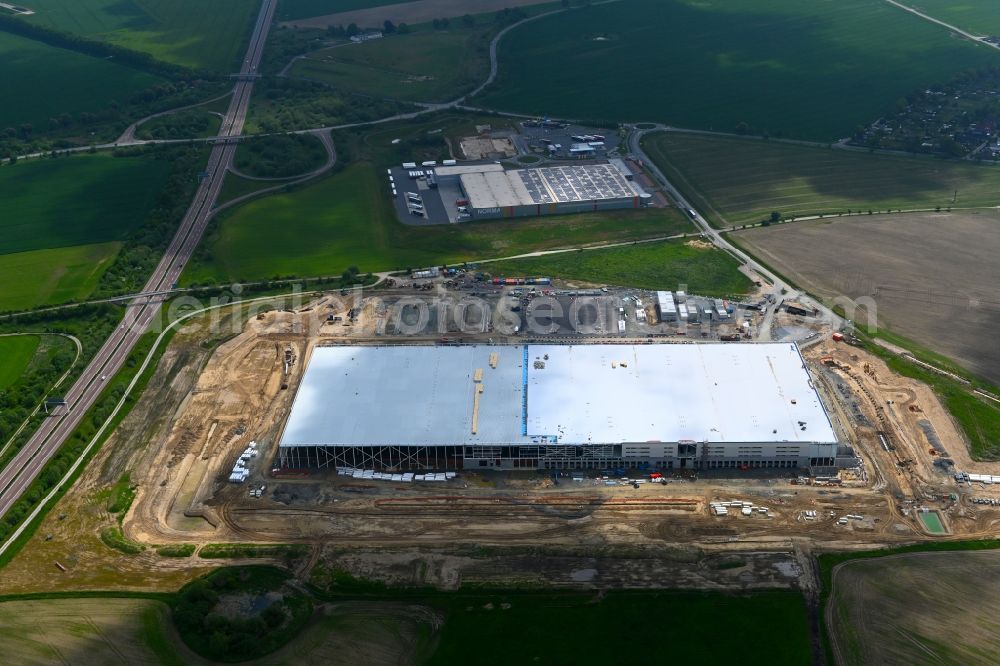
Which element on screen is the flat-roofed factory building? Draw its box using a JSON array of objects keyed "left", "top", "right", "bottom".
[
  {"left": 435, "top": 163, "right": 651, "bottom": 219},
  {"left": 277, "top": 343, "right": 841, "bottom": 472}
]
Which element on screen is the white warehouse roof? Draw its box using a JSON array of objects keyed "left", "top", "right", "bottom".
[
  {"left": 434, "top": 163, "right": 504, "bottom": 177},
  {"left": 279, "top": 343, "right": 838, "bottom": 448},
  {"left": 460, "top": 164, "right": 646, "bottom": 209}
]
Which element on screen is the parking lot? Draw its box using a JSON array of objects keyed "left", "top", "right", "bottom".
[
  {"left": 514, "top": 121, "right": 623, "bottom": 159},
  {"left": 387, "top": 166, "right": 451, "bottom": 225},
  {"left": 387, "top": 121, "right": 633, "bottom": 226}
]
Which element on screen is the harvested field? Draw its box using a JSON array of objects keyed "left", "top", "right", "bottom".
[
  {"left": 828, "top": 550, "right": 1000, "bottom": 665},
  {"left": 736, "top": 211, "right": 1000, "bottom": 385},
  {"left": 280, "top": 0, "right": 418, "bottom": 22},
  {"left": 284, "top": 0, "right": 551, "bottom": 29},
  {"left": 0, "top": 598, "right": 199, "bottom": 666}
]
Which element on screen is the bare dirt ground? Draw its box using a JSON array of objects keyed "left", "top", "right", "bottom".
[
  {"left": 284, "top": 0, "right": 550, "bottom": 29},
  {"left": 737, "top": 211, "right": 1000, "bottom": 385},
  {"left": 0, "top": 318, "right": 226, "bottom": 595},
  {"left": 459, "top": 135, "right": 517, "bottom": 159},
  {"left": 7, "top": 288, "right": 1000, "bottom": 598},
  {"left": 828, "top": 550, "right": 1000, "bottom": 665}
]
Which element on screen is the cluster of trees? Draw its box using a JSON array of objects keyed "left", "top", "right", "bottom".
[
  {"left": 494, "top": 7, "right": 529, "bottom": 24},
  {"left": 0, "top": 14, "right": 197, "bottom": 79},
  {"left": 95, "top": 145, "right": 207, "bottom": 297},
  {"left": 0, "top": 305, "right": 122, "bottom": 542},
  {"left": 0, "top": 79, "right": 224, "bottom": 160},
  {"left": 0, "top": 341, "right": 73, "bottom": 450},
  {"left": 172, "top": 568, "right": 310, "bottom": 662},
  {"left": 251, "top": 78, "right": 405, "bottom": 133},
  {"left": 134, "top": 109, "right": 217, "bottom": 141},
  {"left": 325, "top": 22, "right": 359, "bottom": 37},
  {"left": 234, "top": 134, "right": 326, "bottom": 179},
  {"left": 262, "top": 26, "right": 327, "bottom": 76},
  {"left": 381, "top": 20, "right": 408, "bottom": 34},
  {"left": 324, "top": 21, "right": 409, "bottom": 37}
]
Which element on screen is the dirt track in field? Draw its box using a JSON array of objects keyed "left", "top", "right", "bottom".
[
  {"left": 284, "top": 0, "right": 549, "bottom": 29},
  {"left": 737, "top": 211, "right": 1000, "bottom": 385},
  {"left": 0, "top": 598, "right": 208, "bottom": 665},
  {"left": 828, "top": 550, "right": 1000, "bottom": 665}
]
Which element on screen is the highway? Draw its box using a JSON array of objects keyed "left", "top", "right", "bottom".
[{"left": 0, "top": 0, "right": 278, "bottom": 523}]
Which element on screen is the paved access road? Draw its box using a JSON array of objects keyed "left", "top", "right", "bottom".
[{"left": 0, "top": 0, "right": 278, "bottom": 523}]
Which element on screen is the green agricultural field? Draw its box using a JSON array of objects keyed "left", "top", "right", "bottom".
[
  {"left": 0, "top": 30, "right": 162, "bottom": 131},
  {"left": 0, "top": 243, "right": 120, "bottom": 313},
  {"left": 904, "top": 0, "right": 1000, "bottom": 36},
  {"left": 0, "top": 588, "right": 810, "bottom": 665},
  {"left": 184, "top": 164, "right": 691, "bottom": 284},
  {"left": 215, "top": 172, "right": 282, "bottom": 207},
  {"left": 644, "top": 133, "right": 1000, "bottom": 227},
  {"left": 0, "top": 152, "right": 172, "bottom": 311},
  {"left": 485, "top": 239, "right": 751, "bottom": 296},
  {"left": 279, "top": 0, "right": 418, "bottom": 22},
  {"left": 478, "top": 0, "right": 998, "bottom": 140},
  {"left": 21, "top": 0, "right": 258, "bottom": 71},
  {"left": 291, "top": 26, "right": 493, "bottom": 103},
  {"left": 0, "top": 154, "right": 170, "bottom": 255},
  {"left": 0, "top": 336, "right": 40, "bottom": 391},
  {"left": 430, "top": 590, "right": 810, "bottom": 665}
]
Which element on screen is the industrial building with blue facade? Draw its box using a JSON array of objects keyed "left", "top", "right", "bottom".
[{"left": 434, "top": 162, "right": 652, "bottom": 220}]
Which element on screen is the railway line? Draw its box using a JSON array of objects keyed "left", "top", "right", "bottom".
[{"left": 0, "top": 0, "right": 278, "bottom": 525}]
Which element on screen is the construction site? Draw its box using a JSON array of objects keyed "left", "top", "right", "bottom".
[{"left": 44, "top": 274, "right": 987, "bottom": 587}]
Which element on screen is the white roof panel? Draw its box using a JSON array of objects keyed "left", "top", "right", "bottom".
[
  {"left": 525, "top": 344, "right": 836, "bottom": 444},
  {"left": 435, "top": 163, "right": 504, "bottom": 177},
  {"left": 279, "top": 344, "right": 838, "bottom": 448}
]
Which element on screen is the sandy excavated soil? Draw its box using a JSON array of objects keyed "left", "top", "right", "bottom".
[
  {"left": 284, "top": 0, "right": 550, "bottom": 29},
  {"left": 116, "top": 302, "right": 1000, "bottom": 557},
  {"left": 9, "top": 289, "right": 1000, "bottom": 596},
  {"left": 738, "top": 211, "right": 1000, "bottom": 384}
]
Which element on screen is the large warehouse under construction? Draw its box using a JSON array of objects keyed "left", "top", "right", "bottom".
[{"left": 277, "top": 343, "right": 841, "bottom": 472}]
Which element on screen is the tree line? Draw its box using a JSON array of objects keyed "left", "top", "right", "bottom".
[{"left": 0, "top": 14, "right": 203, "bottom": 79}]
